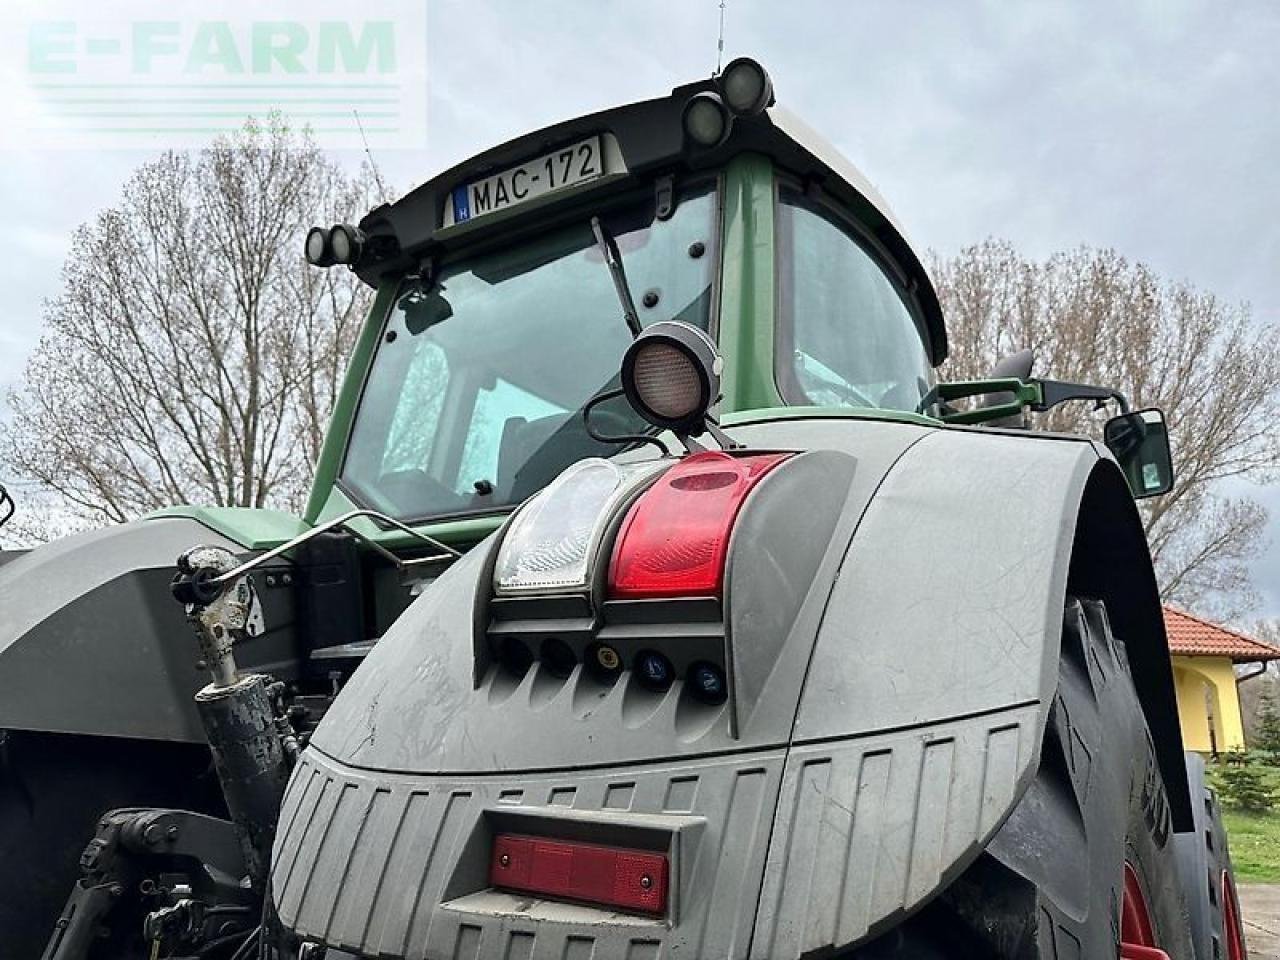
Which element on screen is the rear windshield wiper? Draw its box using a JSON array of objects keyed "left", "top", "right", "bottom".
[{"left": 590, "top": 216, "right": 642, "bottom": 338}]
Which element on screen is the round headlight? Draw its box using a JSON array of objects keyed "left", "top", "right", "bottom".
[
  {"left": 304, "top": 226, "right": 333, "bottom": 267},
  {"left": 621, "top": 321, "right": 721, "bottom": 435},
  {"left": 329, "top": 223, "right": 364, "bottom": 265},
  {"left": 719, "top": 57, "right": 773, "bottom": 116},
  {"left": 681, "top": 91, "right": 731, "bottom": 148}
]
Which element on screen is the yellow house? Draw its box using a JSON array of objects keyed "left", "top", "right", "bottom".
[{"left": 1165, "top": 606, "right": 1280, "bottom": 754}]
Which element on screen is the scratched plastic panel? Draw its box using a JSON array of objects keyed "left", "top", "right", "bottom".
[
  {"left": 750, "top": 703, "right": 1041, "bottom": 959},
  {"left": 272, "top": 747, "right": 784, "bottom": 960}
]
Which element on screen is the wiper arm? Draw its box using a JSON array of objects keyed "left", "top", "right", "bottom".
[{"left": 591, "top": 216, "right": 642, "bottom": 338}]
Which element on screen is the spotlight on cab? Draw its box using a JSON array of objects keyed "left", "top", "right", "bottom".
[
  {"left": 328, "top": 223, "right": 365, "bottom": 266},
  {"left": 304, "top": 226, "right": 334, "bottom": 267},
  {"left": 620, "top": 321, "right": 722, "bottom": 438},
  {"left": 681, "top": 91, "right": 732, "bottom": 149},
  {"left": 718, "top": 57, "right": 774, "bottom": 116}
]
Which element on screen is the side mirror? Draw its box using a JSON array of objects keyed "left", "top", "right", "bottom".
[
  {"left": 978, "top": 348, "right": 1036, "bottom": 428},
  {"left": 1103, "top": 408, "right": 1174, "bottom": 498}
]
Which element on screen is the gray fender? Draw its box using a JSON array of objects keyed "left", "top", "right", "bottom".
[
  {"left": 0, "top": 518, "right": 247, "bottom": 741},
  {"left": 750, "top": 427, "right": 1186, "bottom": 958}
]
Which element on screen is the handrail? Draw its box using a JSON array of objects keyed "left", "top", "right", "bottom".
[{"left": 211, "top": 508, "right": 460, "bottom": 586}]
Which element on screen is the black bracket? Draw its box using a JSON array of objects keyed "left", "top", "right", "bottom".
[
  {"left": 0, "top": 482, "right": 13, "bottom": 532},
  {"left": 654, "top": 175, "right": 675, "bottom": 221}
]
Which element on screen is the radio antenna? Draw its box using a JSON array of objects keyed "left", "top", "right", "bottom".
[
  {"left": 715, "top": 0, "right": 727, "bottom": 75},
  {"left": 353, "top": 108, "right": 389, "bottom": 205}
]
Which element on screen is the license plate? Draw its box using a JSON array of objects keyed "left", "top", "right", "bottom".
[{"left": 449, "top": 136, "right": 603, "bottom": 224}]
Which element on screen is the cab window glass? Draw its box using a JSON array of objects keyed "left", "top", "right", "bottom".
[
  {"left": 340, "top": 183, "right": 718, "bottom": 521},
  {"left": 777, "top": 189, "right": 933, "bottom": 412},
  {"left": 455, "top": 379, "right": 565, "bottom": 497}
]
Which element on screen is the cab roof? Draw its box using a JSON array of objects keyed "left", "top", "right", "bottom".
[{"left": 351, "top": 69, "right": 948, "bottom": 365}]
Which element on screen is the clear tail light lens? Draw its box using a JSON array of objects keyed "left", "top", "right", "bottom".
[
  {"left": 493, "top": 458, "right": 666, "bottom": 596},
  {"left": 607, "top": 451, "right": 790, "bottom": 600}
]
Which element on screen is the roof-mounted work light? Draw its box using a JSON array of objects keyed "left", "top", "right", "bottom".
[
  {"left": 681, "top": 92, "right": 732, "bottom": 149},
  {"left": 681, "top": 59, "right": 773, "bottom": 150},
  {"left": 621, "top": 321, "right": 722, "bottom": 438},
  {"left": 305, "top": 224, "right": 365, "bottom": 268},
  {"left": 719, "top": 58, "right": 773, "bottom": 116},
  {"left": 329, "top": 223, "right": 365, "bottom": 265},
  {"left": 304, "top": 226, "right": 334, "bottom": 267}
]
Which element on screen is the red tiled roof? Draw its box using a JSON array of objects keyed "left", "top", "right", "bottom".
[{"left": 1163, "top": 606, "right": 1280, "bottom": 662}]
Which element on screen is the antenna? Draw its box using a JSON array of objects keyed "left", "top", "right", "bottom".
[
  {"left": 353, "top": 107, "right": 389, "bottom": 205},
  {"left": 715, "top": 0, "right": 727, "bottom": 75}
]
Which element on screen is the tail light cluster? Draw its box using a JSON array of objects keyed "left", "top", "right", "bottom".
[
  {"left": 494, "top": 451, "right": 789, "bottom": 603},
  {"left": 488, "top": 450, "right": 790, "bottom": 710},
  {"left": 608, "top": 452, "right": 789, "bottom": 599}
]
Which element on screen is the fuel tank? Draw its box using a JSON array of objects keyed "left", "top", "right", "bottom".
[{"left": 270, "top": 418, "right": 1101, "bottom": 959}]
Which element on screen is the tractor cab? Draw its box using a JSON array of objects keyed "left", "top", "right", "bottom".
[
  {"left": 301, "top": 58, "right": 1169, "bottom": 561},
  {"left": 299, "top": 58, "right": 947, "bottom": 546}
]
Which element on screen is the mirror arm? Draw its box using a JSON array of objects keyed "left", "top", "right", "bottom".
[
  {"left": 1033, "top": 379, "right": 1130, "bottom": 415},
  {"left": 932, "top": 378, "right": 1043, "bottom": 426},
  {"left": 931, "top": 378, "right": 1132, "bottom": 426}
]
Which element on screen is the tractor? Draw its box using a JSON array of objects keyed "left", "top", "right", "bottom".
[{"left": 1, "top": 61, "right": 1248, "bottom": 959}]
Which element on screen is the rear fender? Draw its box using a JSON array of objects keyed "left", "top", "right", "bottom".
[
  {"left": 751, "top": 428, "right": 1188, "bottom": 958},
  {"left": 0, "top": 518, "right": 295, "bottom": 741}
]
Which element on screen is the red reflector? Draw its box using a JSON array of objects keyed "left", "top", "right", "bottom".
[
  {"left": 608, "top": 451, "right": 790, "bottom": 599},
  {"left": 490, "top": 834, "right": 668, "bottom": 915}
]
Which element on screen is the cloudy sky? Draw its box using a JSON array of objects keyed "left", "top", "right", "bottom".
[{"left": 2, "top": 0, "right": 1278, "bottom": 614}]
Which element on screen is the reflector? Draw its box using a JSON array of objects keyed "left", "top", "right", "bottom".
[
  {"left": 608, "top": 451, "right": 790, "bottom": 599},
  {"left": 490, "top": 834, "right": 668, "bottom": 915},
  {"left": 494, "top": 458, "right": 666, "bottom": 596}
]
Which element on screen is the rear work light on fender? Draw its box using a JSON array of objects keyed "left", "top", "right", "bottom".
[{"left": 608, "top": 451, "right": 790, "bottom": 600}]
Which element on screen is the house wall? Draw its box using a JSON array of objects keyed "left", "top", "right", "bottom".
[{"left": 1172, "top": 655, "right": 1246, "bottom": 753}]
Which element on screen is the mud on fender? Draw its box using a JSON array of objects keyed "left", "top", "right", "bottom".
[{"left": 749, "top": 430, "right": 1098, "bottom": 958}]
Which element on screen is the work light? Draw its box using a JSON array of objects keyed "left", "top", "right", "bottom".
[
  {"left": 621, "top": 321, "right": 721, "bottom": 436},
  {"left": 719, "top": 58, "right": 774, "bottom": 116},
  {"left": 681, "top": 92, "right": 731, "bottom": 148},
  {"left": 304, "top": 226, "right": 333, "bottom": 267},
  {"left": 329, "top": 223, "right": 365, "bottom": 265}
]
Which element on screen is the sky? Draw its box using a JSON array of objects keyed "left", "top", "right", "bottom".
[{"left": 1, "top": 0, "right": 1278, "bottom": 614}]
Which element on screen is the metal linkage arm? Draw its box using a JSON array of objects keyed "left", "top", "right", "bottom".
[{"left": 212, "top": 508, "right": 461, "bottom": 587}]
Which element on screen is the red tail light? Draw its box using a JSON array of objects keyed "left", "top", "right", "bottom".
[
  {"left": 608, "top": 451, "right": 790, "bottom": 599},
  {"left": 490, "top": 834, "right": 668, "bottom": 915}
]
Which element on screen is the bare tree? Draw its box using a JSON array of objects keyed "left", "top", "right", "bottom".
[
  {"left": 1, "top": 118, "right": 376, "bottom": 538},
  {"left": 933, "top": 239, "right": 1280, "bottom": 618}
]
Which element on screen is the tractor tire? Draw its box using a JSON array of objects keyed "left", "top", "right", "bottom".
[
  {"left": 848, "top": 596, "right": 1194, "bottom": 958},
  {"left": 1176, "top": 752, "right": 1249, "bottom": 960}
]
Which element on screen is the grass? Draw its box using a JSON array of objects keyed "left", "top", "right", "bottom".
[
  {"left": 1223, "top": 809, "right": 1280, "bottom": 883},
  {"left": 1214, "top": 760, "right": 1280, "bottom": 883}
]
